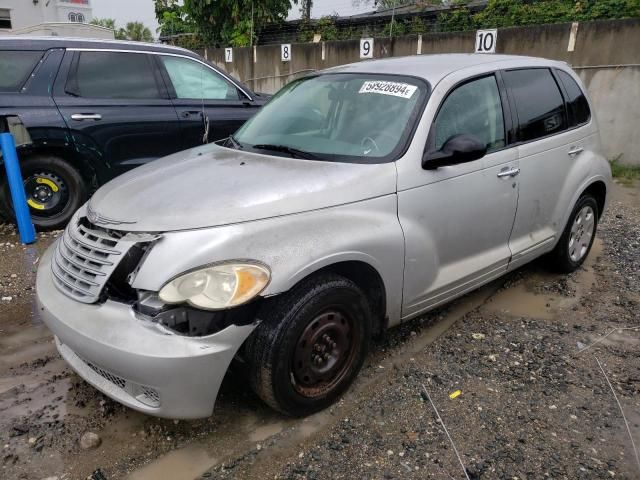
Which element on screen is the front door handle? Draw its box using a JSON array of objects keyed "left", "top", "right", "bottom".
[
  {"left": 181, "top": 110, "right": 203, "bottom": 118},
  {"left": 568, "top": 146, "right": 584, "bottom": 156},
  {"left": 497, "top": 167, "right": 520, "bottom": 178},
  {"left": 71, "top": 113, "right": 102, "bottom": 121}
]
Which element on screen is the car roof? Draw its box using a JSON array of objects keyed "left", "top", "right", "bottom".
[
  {"left": 325, "top": 53, "right": 568, "bottom": 85},
  {"left": 0, "top": 36, "right": 198, "bottom": 58}
]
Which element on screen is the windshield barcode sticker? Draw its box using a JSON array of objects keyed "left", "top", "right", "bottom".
[{"left": 358, "top": 81, "right": 417, "bottom": 98}]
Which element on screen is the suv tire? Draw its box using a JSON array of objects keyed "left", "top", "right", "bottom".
[
  {"left": 0, "top": 155, "right": 87, "bottom": 231},
  {"left": 547, "top": 194, "right": 599, "bottom": 273},
  {"left": 246, "top": 273, "right": 372, "bottom": 416}
]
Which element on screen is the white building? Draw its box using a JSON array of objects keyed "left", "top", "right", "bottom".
[{"left": 0, "top": 0, "right": 113, "bottom": 38}]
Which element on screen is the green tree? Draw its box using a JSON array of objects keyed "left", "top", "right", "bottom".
[
  {"left": 182, "top": 0, "right": 297, "bottom": 47},
  {"left": 90, "top": 17, "right": 116, "bottom": 30},
  {"left": 117, "top": 22, "right": 154, "bottom": 42},
  {"left": 154, "top": 0, "right": 196, "bottom": 37}
]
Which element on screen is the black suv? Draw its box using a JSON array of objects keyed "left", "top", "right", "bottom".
[{"left": 0, "top": 38, "right": 267, "bottom": 230}]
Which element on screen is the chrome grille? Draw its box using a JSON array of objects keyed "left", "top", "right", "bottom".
[{"left": 52, "top": 216, "right": 136, "bottom": 303}]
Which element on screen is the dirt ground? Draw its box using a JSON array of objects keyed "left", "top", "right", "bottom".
[{"left": 0, "top": 182, "right": 638, "bottom": 480}]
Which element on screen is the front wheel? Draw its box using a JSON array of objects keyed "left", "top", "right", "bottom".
[
  {"left": 547, "top": 194, "right": 599, "bottom": 273},
  {"left": 246, "top": 273, "right": 372, "bottom": 416},
  {"left": 0, "top": 155, "right": 87, "bottom": 231}
]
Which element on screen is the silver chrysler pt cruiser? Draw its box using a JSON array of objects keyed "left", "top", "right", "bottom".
[{"left": 36, "top": 54, "right": 611, "bottom": 418}]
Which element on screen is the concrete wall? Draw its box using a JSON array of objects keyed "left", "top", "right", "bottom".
[{"left": 204, "top": 18, "right": 640, "bottom": 165}]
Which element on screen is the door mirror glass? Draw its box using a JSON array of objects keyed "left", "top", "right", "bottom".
[{"left": 422, "top": 133, "right": 487, "bottom": 169}]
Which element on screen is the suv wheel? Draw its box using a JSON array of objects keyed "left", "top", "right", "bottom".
[
  {"left": 0, "top": 155, "right": 87, "bottom": 231},
  {"left": 548, "top": 194, "right": 599, "bottom": 273},
  {"left": 246, "top": 273, "right": 372, "bottom": 416}
]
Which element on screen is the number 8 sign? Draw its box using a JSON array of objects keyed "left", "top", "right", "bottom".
[
  {"left": 475, "top": 29, "right": 497, "bottom": 53},
  {"left": 281, "top": 44, "right": 291, "bottom": 62}
]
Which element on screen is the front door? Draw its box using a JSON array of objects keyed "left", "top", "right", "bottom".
[
  {"left": 398, "top": 74, "right": 519, "bottom": 318},
  {"left": 156, "top": 55, "right": 260, "bottom": 147},
  {"left": 53, "top": 50, "right": 182, "bottom": 180}
]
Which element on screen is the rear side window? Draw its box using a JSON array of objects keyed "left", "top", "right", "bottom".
[
  {"left": 557, "top": 70, "right": 590, "bottom": 127},
  {"left": 0, "top": 50, "right": 43, "bottom": 92},
  {"left": 503, "top": 68, "right": 567, "bottom": 142},
  {"left": 68, "top": 51, "right": 161, "bottom": 99}
]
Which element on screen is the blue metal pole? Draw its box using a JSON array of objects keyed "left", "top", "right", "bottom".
[{"left": 0, "top": 133, "right": 36, "bottom": 244}]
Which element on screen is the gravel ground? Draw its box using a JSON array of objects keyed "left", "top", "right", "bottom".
[{"left": 0, "top": 183, "right": 638, "bottom": 480}]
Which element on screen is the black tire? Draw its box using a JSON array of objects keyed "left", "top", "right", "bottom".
[
  {"left": 246, "top": 273, "right": 372, "bottom": 416},
  {"left": 0, "top": 155, "right": 87, "bottom": 231},
  {"left": 547, "top": 194, "right": 599, "bottom": 273}
]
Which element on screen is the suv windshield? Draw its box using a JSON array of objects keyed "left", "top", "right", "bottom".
[{"left": 233, "top": 74, "right": 428, "bottom": 162}]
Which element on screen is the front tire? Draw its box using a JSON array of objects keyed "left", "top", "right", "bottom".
[
  {"left": 0, "top": 155, "right": 87, "bottom": 231},
  {"left": 246, "top": 273, "right": 372, "bottom": 416},
  {"left": 548, "top": 194, "right": 599, "bottom": 273}
]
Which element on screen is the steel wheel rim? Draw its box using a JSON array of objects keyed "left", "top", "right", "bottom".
[
  {"left": 569, "top": 205, "right": 595, "bottom": 262},
  {"left": 23, "top": 172, "right": 68, "bottom": 216},
  {"left": 291, "top": 309, "right": 359, "bottom": 398}
]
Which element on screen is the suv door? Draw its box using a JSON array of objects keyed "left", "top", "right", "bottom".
[
  {"left": 53, "top": 50, "right": 182, "bottom": 179},
  {"left": 502, "top": 68, "right": 593, "bottom": 268},
  {"left": 397, "top": 74, "right": 519, "bottom": 318},
  {"left": 156, "top": 54, "right": 260, "bottom": 147}
]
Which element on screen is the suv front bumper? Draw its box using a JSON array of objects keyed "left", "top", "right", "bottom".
[{"left": 36, "top": 243, "right": 256, "bottom": 419}]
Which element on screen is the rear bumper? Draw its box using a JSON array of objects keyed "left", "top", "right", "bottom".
[{"left": 36, "top": 243, "right": 256, "bottom": 419}]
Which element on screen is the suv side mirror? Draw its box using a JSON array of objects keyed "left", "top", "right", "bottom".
[{"left": 422, "top": 134, "right": 487, "bottom": 170}]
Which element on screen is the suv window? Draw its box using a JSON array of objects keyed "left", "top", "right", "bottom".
[
  {"left": 557, "top": 70, "right": 590, "bottom": 127},
  {"left": 0, "top": 51, "right": 43, "bottom": 92},
  {"left": 160, "top": 56, "right": 238, "bottom": 101},
  {"left": 503, "top": 68, "right": 567, "bottom": 142},
  {"left": 435, "top": 75, "right": 505, "bottom": 153},
  {"left": 68, "top": 51, "right": 161, "bottom": 99}
]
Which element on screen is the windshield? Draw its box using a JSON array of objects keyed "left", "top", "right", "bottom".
[{"left": 232, "top": 73, "right": 428, "bottom": 162}]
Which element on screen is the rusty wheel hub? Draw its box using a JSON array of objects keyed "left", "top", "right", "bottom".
[{"left": 292, "top": 310, "right": 357, "bottom": 398}]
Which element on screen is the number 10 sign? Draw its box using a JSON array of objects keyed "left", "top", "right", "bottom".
[{"left": 475, "top": 29, "right": 497, "bottom": 53}]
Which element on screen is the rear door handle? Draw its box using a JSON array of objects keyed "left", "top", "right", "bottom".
[
  {"left": 497, "top": 167, "right": 520, "bottom": 178},
  {"left": 71, "top": 113, "right": 102, "bottom": 121},
  {"left": 568, "top": 146, "right": 584, "bottom": 156}
]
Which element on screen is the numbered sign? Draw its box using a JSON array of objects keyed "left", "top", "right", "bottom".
[
  {"left": 281, "top": 44, "right": 291, "bottom": 62},
  {"left": 360, "top": 38, "right": 373, "bottom": 59},
  {"left": 475, "top": 29, "right": 497, "bottom": 53},
  {"left": 224, "top": 48, "right": 233, "bottom": 63}
]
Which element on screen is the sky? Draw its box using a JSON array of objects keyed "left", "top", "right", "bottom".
[{"left": 91, "top": 0, "right": 373, "bottom": 38}]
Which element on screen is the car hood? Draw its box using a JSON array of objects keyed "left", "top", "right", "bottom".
[{"left": 88, "top": 143, "right": 397, "bottom": 232}]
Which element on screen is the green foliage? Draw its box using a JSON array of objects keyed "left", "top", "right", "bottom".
[
  {"left": 610, "top": 155, "right": 640, "bottom": 185},
  {"left": 117, "top": 22, "right": 154, "bottom": 42},
  {"left": 438, "top": 0, "right": 640, "bottom": 33},
  {"left": 90, "top": 18, "right": 116, "bottom": 30},
  {"left": 383, "top": 18, "right": 407, "bottom": 37},
  {"left": 182, "top": 0, "right": 296, "bottom": 47},
  {"left": 407, "top": 16, "right": 427, "bottom": 34}
]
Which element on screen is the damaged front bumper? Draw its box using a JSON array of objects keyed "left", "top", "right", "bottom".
[{"left": 36, "top": 245, "right": 256, "bottom": 419}]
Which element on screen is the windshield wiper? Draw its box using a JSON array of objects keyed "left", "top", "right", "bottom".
[{"left": 251, "top": 143, "right": 319, "bottom": 160}]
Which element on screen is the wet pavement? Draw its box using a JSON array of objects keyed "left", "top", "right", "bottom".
[{"left": 0, "top": 183, "right": 638, "bottom": 480}]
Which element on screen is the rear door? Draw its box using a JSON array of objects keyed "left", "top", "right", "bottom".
[
  {"left": 502, "top": 67, "right": 591, "bottom": 268},
  {"left": 155, "top": 54, "right": 260, "bottom": 147},
  {"left": 53, "top": 49, "right": 182, "bottom": 178}
]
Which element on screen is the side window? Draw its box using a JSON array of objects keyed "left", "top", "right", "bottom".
[
  {"left": 68, "top": 52, "right": 161, "bottom": 99},
  {"left": 160, "top": 56, "right": 239, "bottom": 101},
  {"left": 0, "top": 50, "right": 43, "bottom": 92},
  {"left": 557, "top": 70, "right": 590, "bottom": 127},
  {"left": 502, "top": 68, "right": 567, "bottom": 142},
  {"left": 435, "top": 75, "right": 505, "bottom": 153}
]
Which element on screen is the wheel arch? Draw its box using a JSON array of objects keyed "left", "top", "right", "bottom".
[
  {"left": 581, "top": 180, "right": 607, "bottom": 219},
  {"left": 272, "top": 258, "right": 389, "bottom": 338}
]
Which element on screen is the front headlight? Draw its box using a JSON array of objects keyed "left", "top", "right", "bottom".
[{"left": 158, "top": 262, "right": 270, "bottom": 310}]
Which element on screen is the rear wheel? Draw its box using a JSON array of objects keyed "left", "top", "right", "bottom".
[
  {"left": 246, "top": 273, "right": 372, "bottom": 416},
  {"left": 547, "top": 194, "right": 598, "bottom": 273},
  {"left": 0, "top": 155, "right": 86, "bottom": 231}
]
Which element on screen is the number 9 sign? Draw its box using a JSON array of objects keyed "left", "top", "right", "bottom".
[
  {"left": 360, "top": 38, "right": 373, "bottom": 59},
  {"left": 475, "top": 29, "right": 497, "bottom": 53}
]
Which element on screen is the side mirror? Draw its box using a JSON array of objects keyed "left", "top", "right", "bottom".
[{"left": 422, "top": 134, "right": 487, "bottom": 170}]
